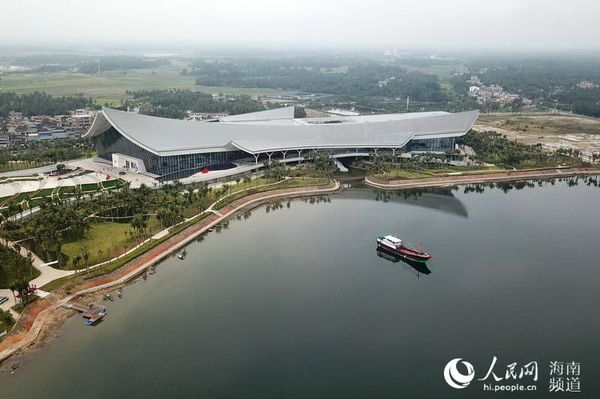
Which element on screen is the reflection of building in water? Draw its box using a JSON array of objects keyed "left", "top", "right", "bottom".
[{"left": 349, "top": 186, "right": 469, "bottom": 218}]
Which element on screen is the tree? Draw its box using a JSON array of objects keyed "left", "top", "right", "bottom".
[
  {"left": 14, "top": 279, "right": 31, "bottom": 305},
  {"left": 81, "top": 247, "right": 90, "bottom": 274},
  {"left": 72, "top": 254, "right": 81, "bottom": 271},
  {"left": 1, "top": 308, "right": 14, "bottom": 324},
  {"left": 306, "top": 151, "right": 334, "bottom": 176},
  {"left": 131, "top": 214, "right": 148, "bottom": 240}
]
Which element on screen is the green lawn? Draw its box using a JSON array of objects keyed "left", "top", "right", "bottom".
[
  {"left": 61, "top": 217, "right": 162, "bottom": 268},
  {"left": 375, "top": 165, "right": 503, "bottom": 180},
  {"left": 61, "top": 222, "right": 133, "bottom": 267},
  {"left": 80, "top": 183, "right": 100, "bottom": 192},
  {"left": 376, "top": 169, "right": 431, "bottom": 179}
]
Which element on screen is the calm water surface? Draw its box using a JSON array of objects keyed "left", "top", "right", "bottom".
[{"left": 1, "top": 178, "right": 599, "bottom": 398}]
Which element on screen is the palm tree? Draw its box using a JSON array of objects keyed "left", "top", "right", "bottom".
[
  {"left": 81, "top": 247, "right": 90, "bottom": 274},
  {"left": 131, "top": 214, "right": 148, "bottom": 240},
  {"left": 8, "top": 283, "right": 17, "bottom": 303},
  {"left": 72, "top": 254, "right": 81, "bottom": 272}
]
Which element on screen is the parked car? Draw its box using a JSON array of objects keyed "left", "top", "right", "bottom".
[
  {"left": 119, "top": 171, "right": 126, "bottom": 175},
  {"left": 0, "top": 296, "right": 8, "bottom": 305}
]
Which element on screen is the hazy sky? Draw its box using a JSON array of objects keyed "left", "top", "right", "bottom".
[{"left": 2, "top": 0, "right": 599, "bottom": 50}]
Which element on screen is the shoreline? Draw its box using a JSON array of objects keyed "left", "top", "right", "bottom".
[
  {"left": 0, "top": 179, "right": 341, "bottom": 364},
  {"left": 363, "top": 167, "right": 600, "bottom": 190}
]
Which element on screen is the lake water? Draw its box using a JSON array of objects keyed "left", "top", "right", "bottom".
[{"left": 1, "top": 178, "right": 599, "bottom": 398}]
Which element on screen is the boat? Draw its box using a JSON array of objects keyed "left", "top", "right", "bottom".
[
  {"left": 177, "top": 253, "right": 185, "bottom": 260},
  {"left": 376, "top": 234, "right": 432, "bottom": 262},
  {"left": 82, "top": 305, "right": 107, "bottom": 326}
]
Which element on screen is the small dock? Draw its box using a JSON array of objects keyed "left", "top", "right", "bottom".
[{"left": 62, "top": 301, "right": 107, "bottom": 325}]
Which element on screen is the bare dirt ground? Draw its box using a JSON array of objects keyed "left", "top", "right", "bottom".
[{"left": 474, "top": 113, "right": 600, "bottom": 160}]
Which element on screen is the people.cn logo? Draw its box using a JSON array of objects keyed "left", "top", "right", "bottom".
[{"left": 444, "top": 358, "right": 475, "bottom": 389}]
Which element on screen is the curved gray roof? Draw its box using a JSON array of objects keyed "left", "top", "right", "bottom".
[
  {"left": 85, "top": 107, "right": 479, "bottom": 156},
  {"left": 218, "top": 106, "right": 295, "bottom": 122}
]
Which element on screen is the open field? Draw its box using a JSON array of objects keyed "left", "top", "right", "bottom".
[
  {"left": 0, "top": 68, "right": 288, "bottom": 105},
  {"left": 61, "top": 217, "right": 161, "bottom": 268},
  {"left": 474, "top": 113, "right": 600, "bottom": 159}
]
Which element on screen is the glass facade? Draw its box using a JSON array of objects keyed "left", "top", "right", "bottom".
[
  {"left": 94, "top": 127, "right": 245, "bottom": 181},
  {"left": 406, "top": 137, "right": 455, "bottom": 152}
]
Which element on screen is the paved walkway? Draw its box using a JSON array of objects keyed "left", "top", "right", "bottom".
[
  {"left": 68, "top": 158, "right": 159, "bottom": 189},
  {"left": 0, "top": 243, "right": 74, "bottom": 315},
  {"left": 0, "top": 164, "right": 59, "bottom": 178}
]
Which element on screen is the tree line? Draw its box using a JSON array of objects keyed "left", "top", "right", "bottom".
[
  {"left": 0, "top": 92, "right": 95, "bottom": 117},
  {"left": 119, "top": 90, "right": 269, "bottom": 119},
  {"left": 190, "top": 58, "right": 446, "bottom": 102}
]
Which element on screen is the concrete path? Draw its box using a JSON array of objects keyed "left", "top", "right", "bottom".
[
  {"left": 0, "top": 241, "right": 74, "bottom": 315},
  {"left": 68, "top": 158, "right": 159, "bottom": 189},
  {"left": 30, "top": 261, "right": 75, "bottom": 287},
  {"left": 0, "top": 289, "right": 16, "bottom": 316},
  {"left": 0, "top": 164, "right": 59, "bottom": 178}
]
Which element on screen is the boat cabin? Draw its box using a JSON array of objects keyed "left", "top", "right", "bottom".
[{"left": 384, "top": 235, "right": 402, "bottom": 247}]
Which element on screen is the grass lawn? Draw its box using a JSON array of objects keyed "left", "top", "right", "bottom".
[
  {"left": 62, "top": 222, "right": 133, "bottom": 267},
  {"left": 80, "top": 182, "right": 100, "bottom": 192},
  {"left": 101, "top": 179, "right": 123, "bottom": 189},
  {"left": 374, "top": 165, "right": 504, "bottom": 180},
  {"left": 376, "top": 169, "right": 431, "bottom": 179},
  {"left": 61, "top": 217, "right": 162, "bottom": 268}
]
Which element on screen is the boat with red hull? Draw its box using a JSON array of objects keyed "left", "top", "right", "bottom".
[{"left": 376, "top": 235, "right": 432, "bottom": 262}]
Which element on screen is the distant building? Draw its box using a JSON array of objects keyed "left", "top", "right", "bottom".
[
  {"left": 8, "top": 111, "right": 23, "bottom": 122},
  {"left": 70, "top": 110, "right": 95, "bottom": 131},
  {"left": 0, "top": 134, "right": 9, "bottom": 148},
  {"left": 576, "top": 80, "right": 599, "bottom": 89},
  {"left": 27, "top": 129, "right": 69, "bottom": 142}
]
